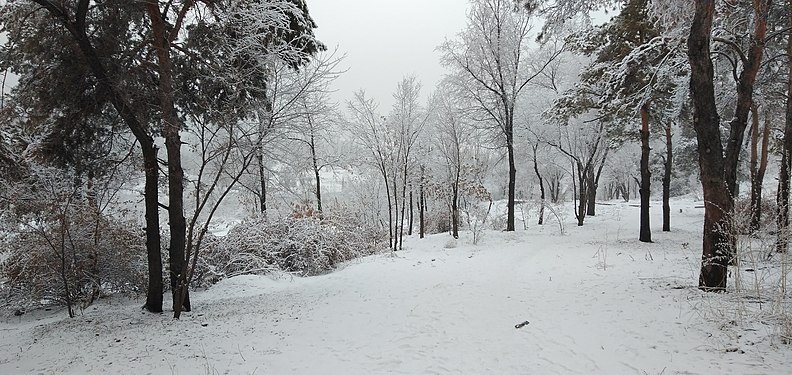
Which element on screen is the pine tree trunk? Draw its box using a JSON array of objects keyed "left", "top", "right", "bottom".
[
  {"left": 142, "top": 144, "right": 163, "bottom": 313},
  {"left": 688, "top": 0, "right": 729, "bottom": 290},
  {"left": 639, "top": 104, "right": 652, "bottom": 243},
  {"left": 146, "top": 5, "right": 190, "bottom": 316},
  {"left": 663, "top": 123, "right": 672, "bottom": 232}
]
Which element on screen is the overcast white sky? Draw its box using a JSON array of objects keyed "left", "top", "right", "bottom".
[{"left": 308, "top": 0, "right": 470, "bottom": 111}]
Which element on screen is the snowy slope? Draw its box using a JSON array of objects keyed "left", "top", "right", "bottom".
[{"left": 1, "top": 199, "right": 790, "bottom": 374}]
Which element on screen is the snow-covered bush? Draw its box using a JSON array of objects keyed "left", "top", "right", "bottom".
[
  {"left": 193, "top": 212, "right": 383, "bottom": 286},
  {"left": 0, "top": 166, "right": 146, "bottom": 317},
  {"left": 0, "top": 208, "right": 146, "bottom": 316}
]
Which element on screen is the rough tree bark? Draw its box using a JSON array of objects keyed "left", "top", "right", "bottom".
[
  {"left": 662, "top": 123, "right": 672, "bottom": 232},
  {"left": 639, "top": 104, "right": 652, "bottom": 243},
  {"left": 687, "top": 0, "right": 769, "bottom": 290},
  {"left": 586, "top": 168, "right": 596, "bottom": 216},
  {"left": 145, "top": 4, "right": 190, "bottom": 315},
  {"left": 688, "top": 0, "right": 730, "bottom": 290}
]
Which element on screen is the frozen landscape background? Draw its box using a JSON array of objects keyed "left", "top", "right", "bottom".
[{"left": 2, "top": 199, "right": 792, "bottom": 374}]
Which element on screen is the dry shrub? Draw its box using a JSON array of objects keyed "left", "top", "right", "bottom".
[
  {"left": 193, "top": 211, "right": 384, "bottom": 287},
  {"left": 1, "top": 208, "right": 146, "bottom": 314}
]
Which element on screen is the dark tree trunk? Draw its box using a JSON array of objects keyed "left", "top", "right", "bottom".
[
  {"left": 749, "top": 105, "right": 760, "bottom": 231},
  {"left": 688, "top": 0, "right": 770, "bottom": 289},
  {"left": 257, "top": 96, "right": 274, "bottom": 215},
  {"left": 588, "top": 147, "right": 608, "bottom": 217},
  {"left": 506, "top": 127, "right": 517, "bottom": 231},
  {"left": 586, "top": 168, "right": 596, "bottom": 216},
  {"left": 388, "top": 164, "right": 397, "bottom": 250},
  {"left": 32, "top": 1, "right": 164, "bottom": 312},
  {"left": 778, "top": 5, "right": 792, "bottom": 253},
  {"left": 722, "top": 6, "right": 771, "bottom": 198},
  {"left": 639, "top": 104, "right": 652, "bottom": 243},
  {"left": 142, "top": 143, "right": 163, "bottom": 313},
  {"left": 408, "top": 189, "right": 414, "bottom": 236},
  {"left": 382, "top": 164, "right": 393, "bottom": 250},
  {"left": 398, "top": 161, "right": 409, "bottom": 249},
  {"left": 310, "top": 131, "right": 322, "bottom": 214},
  {"left": 575, "top": 163, "right": 587, "bottom": 227},
  {"left": 663, "top": 123, "right": 672, "bottom": 232},
  {"left": 532, "top": 144, "right": 545, "bottom": 225},
  {"left": 689, "top": 0, "right": 729, "bottom": 290},
  {"left": 451, "top": 156, "right": 461, "bottom": 238},
  {"left": 394, "top": 166, "right": 407, "bottom": 250},
  {"left": 258, "top": 155, "right": 267, "bottom": 213},
  {"left": 146, "top": 5, "right": 189, "bottom": 315},
  {"left": 420, "top": 166, "right": 425, "bottom": 239}
]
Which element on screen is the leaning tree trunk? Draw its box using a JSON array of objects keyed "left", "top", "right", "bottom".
[
  {"left": 589, "top": 146, "right": 609, "bottom": 216},
  {"left": 639, "top": 104, "right": 652, "bottom": 243},
  {"left": 662, "top": 123, "right": 672, "bottom": 232}
]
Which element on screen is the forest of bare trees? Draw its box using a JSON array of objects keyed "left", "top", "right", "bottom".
[{"left": 0, "top": 0, "right": 790, "bottom": 337}]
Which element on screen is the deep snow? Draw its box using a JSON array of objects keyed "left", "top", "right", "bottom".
[{"left": 1, "top": 199, "right": 791, "bottom": 374}]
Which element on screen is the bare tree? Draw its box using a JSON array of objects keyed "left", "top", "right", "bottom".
[
  {"left": 348, "top": 91, "right": 396, "bottom": 249},
  {"left": 432, "top": 86, "right": 473, "bottom": 238},
  {"left": 390, "top": 77, "right": 428, "bottom": 249},
  {"left": 440, "top": 0, "right": 563, "bottom": 231}
]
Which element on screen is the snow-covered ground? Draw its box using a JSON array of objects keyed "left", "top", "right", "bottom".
[{"left": 1, "top": 199, "right": 791, "bottom": 374}]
